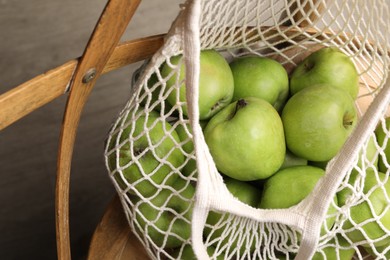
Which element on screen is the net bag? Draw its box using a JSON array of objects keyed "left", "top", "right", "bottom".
[{"left": 104, "top": 0, "right": 390, "bottom": 259}]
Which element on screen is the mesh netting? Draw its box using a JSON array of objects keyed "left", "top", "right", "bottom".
[{"left": 104, "top": 0, "right": 390, "bottom": 259}]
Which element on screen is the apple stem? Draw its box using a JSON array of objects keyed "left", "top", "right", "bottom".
[
  {"left": 237, "top": 99, "right": 248, "bottom": 109},
  {"left": 228, "top": 99, "right": 247, "bottom": 120},
  {"left": 343, "top": 114, "right": 355, "bottom": 129},
  {"left": 134, "top": 148, "right": 143, "bottom": 156},
  {"left": 304, "top": 61, "right": 315, "bottom": 71},
  {"left": 344, "top": 121, "right": 354, "bottom": 128},
  {"left": 235, "top": 99, "right": 248, "bottom": 114}
]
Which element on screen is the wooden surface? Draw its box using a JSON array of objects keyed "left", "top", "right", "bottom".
[
  {"left": 0, "top": 1, "right": 181, "bottom": 259},
  {"left": 0, "top": 35, "right": 164, "bottom": 131},
  {"left": 0, "top": 60, "right": 76, "bottom": 130},
  {"left": 54, "top": 1, "right": 154, "bottom": 257},
  {"left": 87, "top": 196, "right": 150, "bottom": 260}
]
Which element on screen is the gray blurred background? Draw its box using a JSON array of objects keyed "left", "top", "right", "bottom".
[{"left": 0, "top": 0, "right": 181, "bottom": 259}]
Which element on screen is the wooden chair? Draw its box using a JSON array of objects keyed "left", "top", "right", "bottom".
[{"left": 0, "top": 0, "right": 159, "bottom": 258}]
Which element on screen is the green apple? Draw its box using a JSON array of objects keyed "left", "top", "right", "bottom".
[
  {"left": 259, "top": 165, "right": 338, "bottom": 234},
  {"left": 375, "top": 117, "right": 390, "bottom": 172},
  {"left": 175, "top": 123, "right": 196, "bottom": 177},
  {"left": 172, "top": 244, "right": 223, "bottom": 260},
  {"left": 205, "top": 177, "right": 262, "bottom": 228},
  {"left": 137, "top": 70, "right": 157, "bottom": 105},
  {"left": 106, "top": 110, "right": 184, "bottom": 197},
  {"left": 309, "top": 160, "right": 329, "bottom": 170},
  {"left": 175, "top": 123, "right": 194, "bottom": 157},
  {"left": 204, "top": 177, "right": 262, "bottom": 253},
  {"left": 134, "top": 178, "right": 194, "bottom": 248},
  {"left": 229, "top": 56, "right": 289, "bottom": 111},
  {"left": 204, "top": 97, "right": 285, "bottom": 181},
  {"left": 312, "top": 236, "right": 355, "bottom": 260},
  {"left": 364, "top": 244, "right": 390, "bottom": 259},
  {"left": 174, "top": 120, "right": 208, "bottom": 177},
  {"left": 138, "top": 71, "right": 174, "bottom": 114},
  {"left": 309, "top": 134, "right": 378, "bottom": 170},
  {"left": 337, "top": 170, "right": 390, "bottom": 247},
  {"left": 282, "top": 84, "right": 357, "bottom": 162},
  {"left": 288, "top": 236, "right": 356, "bottom": 260},
  {"left": 290, "top": 47, "right": 359, "bottom": 99},
  {"left": 274, "top": 253, "right": 289, "bottom": 260},
  {"left": 357, "top": 134, "right": 379, "bottom": 169},
  {"left": 161, "top": 50, "right": 234, "bottom": 120},
  {"left": 279, "top": 149, "right": 308, "bottom": 170}
]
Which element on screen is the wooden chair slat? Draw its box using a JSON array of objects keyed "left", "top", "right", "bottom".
[
  {"left": 0, "top": 34, "right": 164, "bottom": 131},
  {"left": 55, "top": 0, "right": 142, "bottom": 258}
]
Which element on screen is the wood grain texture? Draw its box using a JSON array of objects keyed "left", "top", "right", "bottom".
[
  {"left": 0, "top": 34, "right": 164, "bottom": 131},
  {"left": 0, "top": 60, "right": 77, "bottom": 130},
  {"left": 87, "top": 196, "right": 150, "bottom": 260},
  {"left": 103, "top": 34, "right": 164, "bottom": 74},
  {"left": 55, "top": 0, "right": 142, "bottom": 259}
]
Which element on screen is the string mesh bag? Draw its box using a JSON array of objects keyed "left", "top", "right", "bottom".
[{"left": 104, "top": 0, "right": 390, "bottom": 259}]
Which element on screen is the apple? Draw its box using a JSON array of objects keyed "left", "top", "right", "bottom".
[
  {"left": 313, "top": 237, "right": 355, "bottom": 260},
  {"left": 106, "top": 110, "right": 184, "bottom": 197},
  {"left": 375, "top": 117, "right": 390, "bottom": 172},
  {"left": 279, "top": 149, "right": 308, "bottom": 170},
  {"left": 270, "top": 43, "right": 323, "bottom": 74},
  {"left": 204, "top": 97, "right": 285, "bottom": 181},
  {"left": 364, "top": 244, "right": 390, "bottom": 259},
  {"left": 311, "top": 236, "right": 356, "bottom": 260},
  {"left": 134, "top": 178, "right": 195, "bottom": 248},
  {"left": 204, "top": 176, "right": 262, "bottom": 254},
  {"left": 309, "top": 128, "right": 378, "bottom": 173},
  {"left": 309, "top": 134, "right": 378, "bottom": 170},
  {"left": 287, "top": 236, "right": 356, "bottom": 260},
  {"left": 172, "top": 244, "right": 223, "bottom": 260},
  {"left": 205, "top": 177, "right": 262, "bottom": 231},
  {"left": 259, "top": 165, "right": 338, "bottom": 235},
  {"left": 337, "top": 170, "right": 390, "bottom": 248},
  {"left": 161, "top": 50, "right": 234, "bottom": 120},
  {"left": 174, "top": 120, "right": 208, "bottom": 177},
  {"left": 290, "top": 47, "right": 359, "bottom": 99},
  {"left": 357, "top": 134, "right": 378, "bottom": 169},
  {"left": 138, "top": 71, "right": 174, "bottom": 115},
  {"left": 175, "top": 123, "right": 196, "bottom": 177},
  {"left": 229, "top": 56, "right": 289, "bottom": 111},
  {"left": 308, "top": 160, "right": 328, "bottom": 170},
  {"left": 282, "top": 84, "right": 357, "bottom": 162}
]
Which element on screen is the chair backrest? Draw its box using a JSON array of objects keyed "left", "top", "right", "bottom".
[{"left": 0, "top": 0, "right": 164, "bottom": 258}]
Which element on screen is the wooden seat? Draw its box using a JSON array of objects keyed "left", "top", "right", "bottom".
[{"left": 87, "top": 195, "right": 149, "bottom": 260}]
